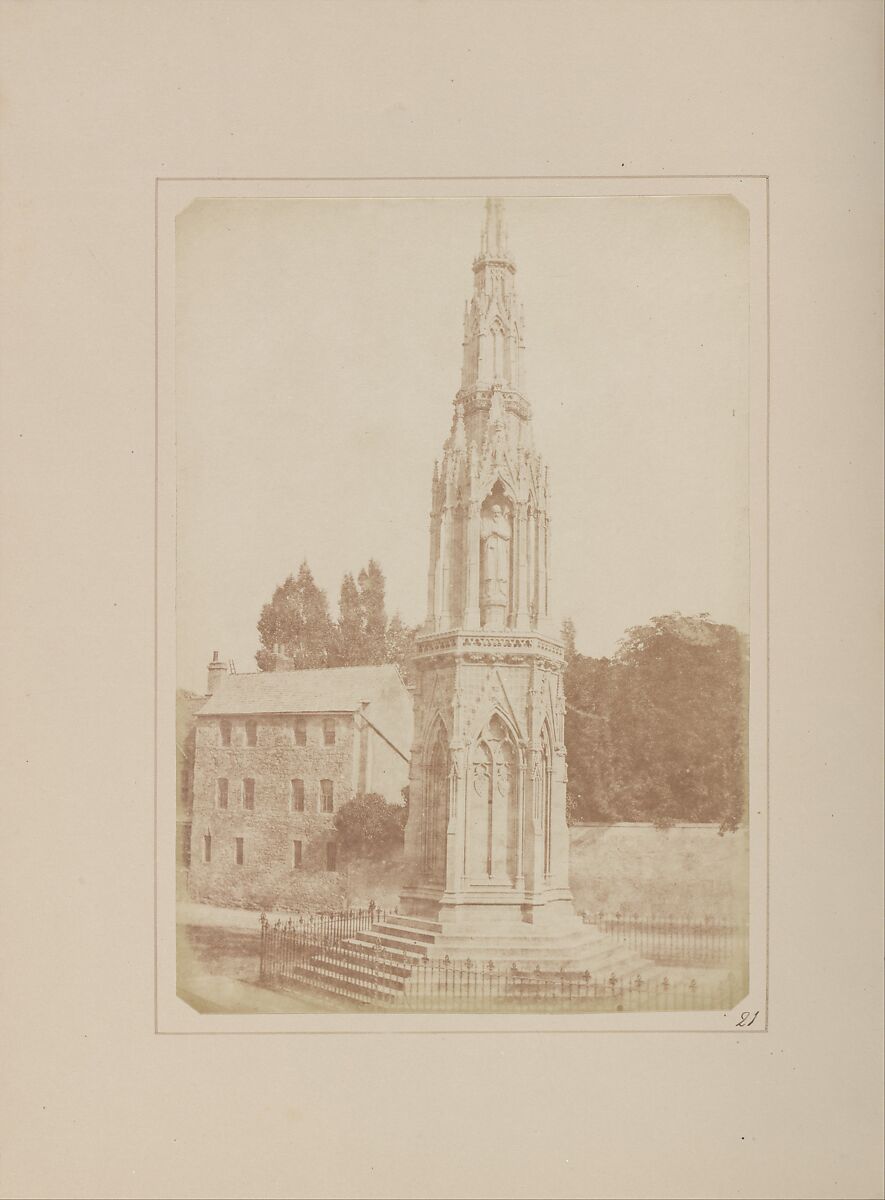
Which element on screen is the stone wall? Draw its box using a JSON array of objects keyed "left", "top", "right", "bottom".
[
  {"left": 365, "top": 726, "right": 409, "bottom": 803},
  {"left": 189, "top": 712, "right": 356, "bottom": 908},
  {"left": 569, "top": 823, "right": 749, "bottom": 921}
]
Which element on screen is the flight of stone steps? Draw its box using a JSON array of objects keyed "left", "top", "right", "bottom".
[{"left": 278, "top": 913, "right": 726, "bottom": 1009}]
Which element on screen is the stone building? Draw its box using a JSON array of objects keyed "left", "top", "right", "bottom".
[
  {"left": 187, "top": 656, "right": 412, "bottom": 905},
  {"left": 397, "top": 198, "right": 580, "bottom": 944}
]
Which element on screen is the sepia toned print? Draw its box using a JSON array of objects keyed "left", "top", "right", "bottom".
[{"left": 174, "top": 193, "right": 753, "bottom": 1017}]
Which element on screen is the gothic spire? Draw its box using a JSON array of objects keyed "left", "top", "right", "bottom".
[
  {"left": 461, "top": 197, "right": 525, "bottom": 395},
  {"left": 479, "top": 197, "right": 509, "bottom": 261}
]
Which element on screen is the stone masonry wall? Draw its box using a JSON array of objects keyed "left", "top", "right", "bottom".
[{"left": 188, "top": 712, "right": 357, "bottom": 909}]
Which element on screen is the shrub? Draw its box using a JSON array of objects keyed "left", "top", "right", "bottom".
[{"left": 333, "top": 792, "right": 407, "bottom": 861}]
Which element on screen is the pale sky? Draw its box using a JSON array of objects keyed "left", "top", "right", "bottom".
[{"left": 176, "top": 196, "right": 749, "bottom": 694}]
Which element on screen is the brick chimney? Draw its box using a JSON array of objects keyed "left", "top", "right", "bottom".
[{"left": 207, "top": 650, "right": 228, "bottom": 696}]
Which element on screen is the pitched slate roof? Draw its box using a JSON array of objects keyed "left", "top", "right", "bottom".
[{"left": 197, "top": 664, "right": 405, "bottom": 718}]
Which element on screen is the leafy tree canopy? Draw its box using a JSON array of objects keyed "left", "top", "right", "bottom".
[
  {"left": 256, "top": 558, "right": 418, "bottom": 678},
  {"left": 255, "top": 561, "right": 334, "bottom": 671},
  {"left": 563, "top": 613, "right": 748, "bottom": 832}
]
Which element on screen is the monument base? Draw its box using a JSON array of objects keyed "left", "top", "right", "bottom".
[
  {"left": 394, "top": 884, "right": 596, "bottom": 964},
  {"left": 399, "top": 883, "right": 578, "bottom": 925}
]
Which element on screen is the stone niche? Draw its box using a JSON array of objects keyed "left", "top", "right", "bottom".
[{"left": 479, "top": 482, "right": 513, "bottom": 629}]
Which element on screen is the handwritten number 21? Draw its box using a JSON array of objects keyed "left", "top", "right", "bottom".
[{"left": 736, "top": 1010, "right": 759, "bottom": 1027}]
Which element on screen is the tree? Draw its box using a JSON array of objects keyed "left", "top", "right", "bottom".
[
  {"left": 333, "top": 793, "right": 408, "bottom": 860},
  {"left": 330, "top": 559, "right": 390, "bottom": 666},
  {"left": 358, "top": 559, "right": 388, "bottom": 664},
  {"left": 334, "top": 572, "right": 366, "bottom": 664},
  {"left": 612, "top": 614, "right": 748, "bottom": 831},
  {"left": 384, "top": 613, "right": 419, "bottom": 686},
  {"left": 561, "top": 617, "right": 577, "bottom": 663},
  {"left": 257, "top": 557, "right": 415, "bottom": 674},
  {"left": 255, "top": 561, "right": 334, "bottom": 671},
  {"left": 563, "top": 613, "right": 748, "bottom": 831}
]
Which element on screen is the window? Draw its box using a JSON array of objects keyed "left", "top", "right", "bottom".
[
  {"left": 323, "top": 718, "right": 336, "bottom": 746},
  {"left": 235, "top": 837, "right": 244, "bottom": 866},
  {"left": 242, "top": 778, "right": 255, "bottom": 810},
  {"left": 293, "top": 718, "right": 307, "bottom": 747},
  {"left": 320, "top": 779, "right": 334, "bottom": 813},
  {"left": 290, "top": 778, "right": 305, "bottom": 813},
  {"left": 326, "top": 842, "right": 338, "bottom": 870},
  {"left": 245, "top": 719, "right": 258, "bottom": 747},
  {"left": 202, "top": 833, "right": 211, "bottom": 863},
  {"left": 220, "top": 719, "right": 231, "bottom": 747},
  {"left": 216, "top": 778, "right": 229, "bottom": 809},
  {"left": 292, "top": 840, "right": 303, "bottom": 868},
  {"left": 180, "top": 769, "right": 190, "bottom": 805}
]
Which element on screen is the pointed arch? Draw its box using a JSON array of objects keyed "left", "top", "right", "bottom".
[
  {"left": 481, "top": 705, "right": 523, "bottom": 760},
  {"left": 466, "top": 738, "right": 494, "bottom": 879},
  {"left": 421, "top": 704, "right": 449, "bottom": 750},
  {"left": 489, "top": 317, "right": 507, "bottom": 379},
  {"left": 464, "top": 709, "right": 522, "bottom": 882},
  {"left": 480, "top": 469, "right": 517, "bottom": 506}
]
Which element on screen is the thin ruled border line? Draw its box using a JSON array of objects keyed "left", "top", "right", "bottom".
[
  {"left": 154, "top": 177, "right": 160, "bottom": 1035},
  {"left": 764, "top": 175, "right": 771, "bottom": 1033},
  {"left": 154, "top": 175, "right": 770, "bottom": 1035}
]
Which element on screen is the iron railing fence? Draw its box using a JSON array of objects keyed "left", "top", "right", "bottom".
[
  {"left": 259, "top": 907, "right": 386, "bottom": 956},
  {"left": 258, "top": 914, "right": 749, "bottom": 1014},
  {"left": 256, "top": 908, "right": 748, "bottom": 968},
  {"left": 584, "top": 912, "right": 749, "bottom": 967}
]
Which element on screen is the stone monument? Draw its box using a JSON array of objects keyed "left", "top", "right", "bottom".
[{"left": 396, "top": 198, "right": 589, "bottom": 955}]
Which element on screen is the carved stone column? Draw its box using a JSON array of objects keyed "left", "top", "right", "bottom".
[
  {"left": 511, "top": 501, "right": 525, "bottom": 629},
  {"left": 432, "top": 514, "right": 445, "bottom": 631},
  {"left": 464, "top": 500, "right": 481, "bottom": 628},
  {"left": 427, "top": 513, "right": 440, "bottom": 628},
  {"left": 515, "top": 748, "right": 526, "bottom": 888},
  {"left": 439, "top": 504, "right": 451, "bottom": 629},
  {"left": 543, "top": 762, "right": 554, "bottom": 878},
  {"left": 527, "top": 752, "right": 545, "bottom": 895},
  {"left": 550, "top": 748, "right": 568, "bottom": 887},
  {"left": 537, "top": 513, "right": 544, "bottom": 619},
  {"left": 445, "top": 754, "right": 465, "bottom": 896},
  {"left": 530, "top": 508, "right": 540, "bottom": 625},
  {"left": 519, "top": 502, "right": 531, "bottom": 628}
]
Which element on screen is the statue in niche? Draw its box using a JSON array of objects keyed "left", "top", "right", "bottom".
[{"left": 480, "top": 503, "right": 512, "bottom": 626}]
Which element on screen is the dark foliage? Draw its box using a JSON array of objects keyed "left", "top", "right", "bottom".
[
  {"left": 564, "top": 613, "right": 748, "bottom": 831},
  {"left": 333, "top": 792, "right": 408, "bottom": 860}
]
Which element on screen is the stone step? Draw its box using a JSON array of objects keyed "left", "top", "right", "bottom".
[
  {"left": 283, "top": 957, "right": 407, "bottom": 1001},
  {"left": 371, "top": 921, "right": 438, "bottom": 944},
  {"left": 426, "top": 930, "right": 609, "bottom": 953},
  {"left": 419, "top": 931, "right": 613, "bottom": 956},
  {"left": 384, "top": 915, "right": 444, "bottom": 935},
  {"left": 271, "top": 946, "right": 731, "bottom": 1010},
  {"left": 283, "top": 971, "right": 388, "bottom": 1007},
  {"left": 314, "top": 945, "right": 414, "bottom": 980},
  {"left": 387, "top": 913, "right": 590, "bottom": 934},
  {"left": 384, "top": 916, "right": 601, "bottom": 942},
  {"left": 341, "top": 931, "right": 429, "bottom": 960}
]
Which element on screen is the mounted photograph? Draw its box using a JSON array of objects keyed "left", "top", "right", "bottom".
[{"left": 163, "top": 187, "right": 764, "bottom": 1022}]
